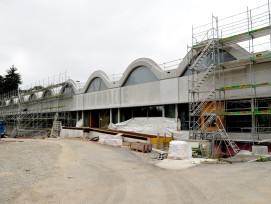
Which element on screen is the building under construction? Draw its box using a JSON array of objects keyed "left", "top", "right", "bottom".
[{"left": 1, "top": 2, "right": 271, "bottom": 155}]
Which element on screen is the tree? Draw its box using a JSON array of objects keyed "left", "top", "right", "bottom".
[
  {"left": 0, "top": 65, "right": 22, "bottom": 95},
  {"left": 0, "top": 75, "right": 4, "bottom": 95}
]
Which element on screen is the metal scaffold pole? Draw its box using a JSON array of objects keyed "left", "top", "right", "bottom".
[
  {"left": 268, "top": 0, "right": 271, "bottom": 50},
  {"left": 189, "top": 8, "right": 242, "bottom": 155}
]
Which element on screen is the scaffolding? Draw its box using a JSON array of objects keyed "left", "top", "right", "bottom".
[
  {"left": 0, "top": 72, "right": 76, "bottom": 137},
  {"left": 188, "top": 1, "right": 271, "bottom": 155}
]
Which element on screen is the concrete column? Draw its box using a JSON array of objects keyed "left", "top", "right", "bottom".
[
  {"left": 89, "top": 111, "right": 92, "bottom": 127},
  {"left": 162, "top": 105, "right": 165, "bottom": 118},
  {"left": 110, "top": 109, "right": 112, "bottom": 124},
  {"left": 118, "top": 108, "right": 120, "bottom": 123},
  {"left": 76, "top": 111, "right": 79, "bottom": 121},
  {"left": 175, "top": 104, "right": 178, "bottom": 119},
  {"left": 251, "top": 98, "right": 255, "bottom": 140},
  {"left": 82, "top": 111, "right": 84, "bottom": 126},
  {"left": 175, "top": 104, "right": 180, "bottom": 131}
]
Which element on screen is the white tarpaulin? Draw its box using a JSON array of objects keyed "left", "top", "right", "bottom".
[
  {"left": 108, "top": 117, "right": 178, "bottom": 136},
  {"left": 98, "top": 134, "right": 123, "bottom": 146},
  {"left": 76, "top": 119, "right": 83, "bottom": 127},
  {"left": 168, "top": 141, "right": 192, "bottom": 160}
]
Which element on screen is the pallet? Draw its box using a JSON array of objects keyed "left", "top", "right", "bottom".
[{"left": 130, "top": 142, "right": 152, "bottom": 153}]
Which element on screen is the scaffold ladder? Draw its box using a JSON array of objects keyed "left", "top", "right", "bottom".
[{"left": 216, "top": 117, "right": 240, "bottom": 154}]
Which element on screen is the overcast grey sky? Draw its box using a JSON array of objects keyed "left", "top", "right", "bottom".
[{"left": 0, "top": 0, "right": 266, "bottom": 87}]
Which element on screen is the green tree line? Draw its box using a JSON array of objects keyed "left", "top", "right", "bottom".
[{"left": 0, "top": 65, "right": 22, "bottom": 95}]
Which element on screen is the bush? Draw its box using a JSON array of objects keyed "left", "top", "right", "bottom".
[{"left": 257, "top": 156, "right": 268, "bottom": 162}]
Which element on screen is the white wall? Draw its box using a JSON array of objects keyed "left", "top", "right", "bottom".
[{"left": 3, "top": 63, "right": 270, "bottom": 113}]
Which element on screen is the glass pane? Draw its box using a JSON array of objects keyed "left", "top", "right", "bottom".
[
  {"left": 124, "top": 66, "right": 158, "bottom": 86},
  {"left": 30, "top": 94, "right": 37, "bottom": 100},
  {"left": 44, "top": 90, "right": 52, "bottom": 97},
  {"left": 178, "top": 104, "right": 189, "bottom": 130},
  {"left": 183, "top": 49, "right": 237, "bottom": 76},
  {"left": 63, "top": 85, "right": 75, "bottom": 95},
  {"left": 100, "top": 109, "right": 110, "bottom": 128},
  {"left": 120, "top": 108, "right": 132, "bottom": 122},
  {"left": 165, "top": 105, "right": 175, "bottom": 118},
  {"left": 87, "top": 77, "right": 108, "bottom": 92},
  {"left": 133, "top": 106, "right": 148, "bottom": 117},
  {"left": 148, "top": 106, "right": 162, "bottom": 117},
  {"left": 112, "top": 108, "right": 118, "bottom": 124},
  {"left": 226, "top": 115, "right": 252, "bottom": 132}
]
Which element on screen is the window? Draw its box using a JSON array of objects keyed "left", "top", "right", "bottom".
[
  {"left": 148, "top": 106, "right": 162, "bottom": 117},
  {"left": 133, "top": 106, "right": 148, "bottom": 117},
  {"left": 120, "top": 108, "right": 132, "bottom": 122},
  {"left": 112, "top": 109, "right": 118, "bottom": 124},
  {"left": 257, "top": 115, "right": 270, "bottom": 128},
  {"left": 202, "top": 49, "right": 236, "bottom": 67},
  {"left": 123, "top": 66, "right": 158, "bottom": 86},
  {"left": 43, "top": 90, "right": 52, "bottom": 98},
  {"left": 183, "top": 49, "right": 237, "bottom": 76},
  {"left": 62, "top": 85, "right": 75, "bottom": 95},
  {"left": 29, "top": 94, "right": 37, "bottom": 100},
  {"left": 256, "top": 98, "right": 270, "bottom": 110},
  {"left": 226, "top": 100, "right": 251, "bottom": 112},
  {"left": 165, "top": 104, "right": 175, "bottom": 118},
  {"left": 86, "top": 77, "right": 108, "bottom": 92},
  {"left": 226, "top": 115, "right": 252, "bottom": 132},
  {"left": 178, "top": 104, "right": 189, "bottom": 130}
]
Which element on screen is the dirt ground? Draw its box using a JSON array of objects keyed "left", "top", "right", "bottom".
[{"left": 0, "top": 138, "right": 271, "bottom": 204}]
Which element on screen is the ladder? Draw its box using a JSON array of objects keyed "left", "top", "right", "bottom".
[
  {"left": 189, "top": 40, "right": 216, "bottom": 140},
  {"left": 189, "top": 38, "right": 240, "bottom": 155},
  {"left": 216, "top": 117, "right": 240, "bottom": 155},
  {"left": 50, "top": 120, "right": 62, "bottom": 138}
]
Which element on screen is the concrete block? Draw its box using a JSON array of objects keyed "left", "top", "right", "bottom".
[{"left": 252, "top": 146, "right": 268, "bottom": 155}]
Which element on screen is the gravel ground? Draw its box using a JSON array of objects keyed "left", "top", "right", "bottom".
[
  {"left": 1, "top": 138, "right": 271, "bottom": 203},
  {"left": 130, "top": 149, "right": 160, "bottom": 164},
  {"left": 0, "top": 139, "right": 61, "bottom": 203}
]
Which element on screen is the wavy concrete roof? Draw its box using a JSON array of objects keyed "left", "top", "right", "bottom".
[
  {"left": 75, "top": 44, "right": 247, "bottom": 94},
  {"left": 1, "top": 42, "right": 248, "bottom": 103}
]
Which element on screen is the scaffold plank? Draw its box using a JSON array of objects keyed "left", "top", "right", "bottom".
[
  {"left": 220, "top": 82, "right": 271, "bottom": 91},
  {"left": 222, "top": 110, "right": 271, "bottom": 115},
  {"left": 220, "top": 26, "right": 271, "bottom": 44}
]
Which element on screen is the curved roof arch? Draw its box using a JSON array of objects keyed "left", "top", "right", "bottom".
[
  {"left": 176, "top": 41, "right": 249, "bottom": 77},
  {"left": 59, "top": 79, "right": 80, "bottom": 95},
  {"left": 29, "top": 92, "right": 42, "bottom": 100},
  {"left": 118, "top": 58, "right": 163, "bottom": 87},
  {"left": 0, "top": 99, "right": 5, "bottom": 106},
  {"left": 22, "top": 94, "right": 30, "bottom": 102},
  {"left": 51, "top": 86, "right": 63, "bottom": 96},
  {"left": 81, "top": 70, "right": 112, "bottom": 93},
  {"left": 42, "top": 89, "right": 53, "bottom": 98},
  {"left": 86, "top": 77, "right": 108, "bottom": 93},
  {"left": 9, "top": 97, "right": 19, "bottom": 105},
  {"left": 5, "top": 99, "right": 10, "bottom": 106},
  {"left": 9, "top": 98, "right": 14, "bottom": 105}
]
